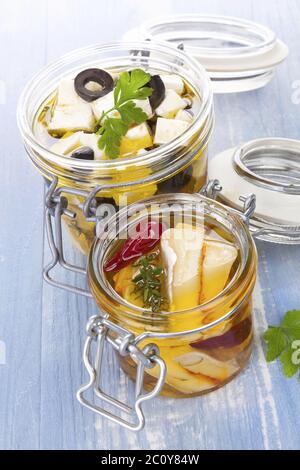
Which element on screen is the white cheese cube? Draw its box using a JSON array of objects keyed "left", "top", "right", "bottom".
[
  {"left": 155, "top": 89, "right": 187, "bottom": 117},
  {"left": 92, "top": 91, "right": 115, "bottom": 120},
  {"left": 133, "top": 98, "right": 153, "bottom": 118},
  {"left": 125, "top": 122, "right": 151, "bottom": 140},
  {"left": 80, "top": 133, "right": 104, "bottom": 160},
  {"left": 175, "top": 109, "right": 194, "bottom": 123},
  {"left": 154, "top": 118, "right": 190, "bottom": 144},
  {"left": 48, "top": 103, "right": 95, "bottom": 135},
  {"left": 48, "top": 79, "right": 95, "bottom": 134},
  {"left": 56, "top": 78, "right": 81, "bottom": 106},
  {"left": 51, "top": 131, "right": 104, "bottom": 160},
  {"left": 160, "top": 74, "right": 185, "bottom": 95},
  {"left": 51, "top": 132, "right": 84, "bottom": 155}
]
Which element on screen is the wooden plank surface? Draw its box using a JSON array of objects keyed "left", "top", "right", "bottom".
[{"left": 0, "top": 0, "right": 300, "bottom": 450}]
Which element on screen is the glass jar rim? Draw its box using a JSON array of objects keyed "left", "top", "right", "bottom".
[
  {"left": 17, "top": 40, "right": 213, "bottom": 172},
  {"left": 88, "top": 193, "right": 257, "bottom": 330},
  {"left": 233, "top": 137, "right": 300, "bottom": 195},
  {"left": 139, "top": 14, "right": 276, "bottom": 57}
]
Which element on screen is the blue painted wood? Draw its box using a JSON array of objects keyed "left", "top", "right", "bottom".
[{"left": 0, "top": 0, "right": 300, "bottom": 450}]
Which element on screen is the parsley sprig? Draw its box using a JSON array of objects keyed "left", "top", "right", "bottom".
[
  {"left": 264, "top": 310, "right": 300, "bottom": 378},
  {"left": 132, "top": 252, "right": 165, "bottom": 313},
  {"left": 96, "top": 69, "right": 152, "bottom": 159}
]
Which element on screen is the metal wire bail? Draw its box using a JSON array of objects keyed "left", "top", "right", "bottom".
[
  {"left": 44, "top": 177, "right": 93, "bottom": 297},
  {"left": 201, "top": 178, "right": 300, "bottom": 242},
  {"left": 77, "top": 315, "right": 167, "bottom": 432},
  {"left": 200, "top": 178, "right": 256, "bottom": 226}
]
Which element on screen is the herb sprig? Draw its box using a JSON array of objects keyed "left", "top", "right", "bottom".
[
  {"left": 96, "top": 69, "right": 152, "bottom": 159},
  {"left": 132, "top": 252, "right": 165, "bottom": 313},
  {"left": 264, "top": 310, "right": 300, "bottom": 378}
]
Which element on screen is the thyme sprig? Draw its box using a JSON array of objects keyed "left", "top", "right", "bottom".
[{"left": 132, "top": 252, "right": 165, "bottom": 313}]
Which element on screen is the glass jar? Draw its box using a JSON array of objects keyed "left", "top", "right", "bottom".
[
  {"left": 87, "top": 193, "right": 257, "bottom": 398},
  {"left": 124, "top": 14, "right": 289, "bottom": 93},
  {"left": 17, "top": 41, "right": 214, "bottom": 254},
  {"left": 208, "top": 138, "right": 300, "bottom": 244}
]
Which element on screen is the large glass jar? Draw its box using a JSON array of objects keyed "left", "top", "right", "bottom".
[
  {"left": 87, "top": 193, "right": 257, "bottom": 398},
  {"left": 17, "top": 42, "right": 214, "bottom": 254}
]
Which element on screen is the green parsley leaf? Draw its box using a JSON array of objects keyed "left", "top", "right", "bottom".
[
  {"left": 97, "top": 118, "right": 127, "bottom": 159},
  {"left": 281, "top": 310, "right": 300, "bottom": 339},
  {"left": 263, "top": 327, "right": 287, "bottom": 362},
  {"left": 118, "top": 101, "right": 148, "bottom": 127},
  {"left": 114, "top": 69, "right": 152, "bottom": 105},
  {"left": 97, "top": 68, "right": 152, "bottom": 159},
  {"left": 280, "top": 346, "right": 299, "bottom": 377},
  {"left": 263, "top": 310, "right": 300, "bottom": 378}
]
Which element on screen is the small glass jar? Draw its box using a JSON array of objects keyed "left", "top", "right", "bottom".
[
  {"left": 17, "top": 41, "right": 214, "bottom": 254},
  {"left": 87, "top": 193, "right": 257, "bottom": 398},
  {"left": 208, "top": 138, "right": 300, "bottom": 244}
]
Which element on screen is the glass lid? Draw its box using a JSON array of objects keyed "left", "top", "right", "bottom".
[
  {"left": 123, "top": 14, "right": 289, "bottom": 93},
  {"left": 208, "top": 138, "right": 300, "bottom": 244}
]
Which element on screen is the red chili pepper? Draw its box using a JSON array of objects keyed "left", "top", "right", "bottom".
[{"left": 104, "top": 220, "right": 164, "bottom": 273}]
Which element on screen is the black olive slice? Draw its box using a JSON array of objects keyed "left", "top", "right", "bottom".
[
  {"left": 147, "top": 75, "right": 165, "bottom": 110},
  {"left": 157, "top": 165, "right": 193, "bottom": 193},
  {"left": 74, "top": 68, "right": 114, "bottom": 102},
  {"left": 71, "top": 146, "right": 94, "bottom": 160}
]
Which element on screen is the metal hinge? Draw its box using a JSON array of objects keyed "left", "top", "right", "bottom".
[
  {"left": 44, "top": 177, "right": 93, "bottom": 297},
  {"left": 77, "top": 315, "right": 166, "bottom": 432},
  {"left": 44, "top": 176, "right": 137, "bottom": 296},
  {"left": 200, "top": 178, "right": 256, "bottom": 226}
]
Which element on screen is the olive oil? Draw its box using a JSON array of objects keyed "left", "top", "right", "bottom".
[{"left": 101, "top": 217, "right": 253, "bottom": 398}]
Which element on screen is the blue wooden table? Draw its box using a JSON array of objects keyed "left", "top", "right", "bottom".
[{"left": 0, "top": 0, "right": 299, "bottom": 450}]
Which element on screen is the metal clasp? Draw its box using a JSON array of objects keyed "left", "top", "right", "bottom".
[
  {"left": 44, "top": 177, "right": 126, "bottom": 296},
  {"left": 238, "top": 193, "right": 256, "bottom": 225},
  {"left": 44, "top": 177, "right": 92, "bottom": 297},
  {"left": 201, "top": 178, "right": 256, "bottom": 226},
  {"left": 200, "top": 178, "right": 223, "bottom": 199},
  {"left": 201, "top": 179, "right": 300, "bottom": 243},
  {"left": 77, "top": 315, "right": 166, "bottom": 432}
]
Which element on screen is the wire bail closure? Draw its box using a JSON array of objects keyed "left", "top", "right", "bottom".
[
  {"left": 44, "top": 177, "right": 93, "bottom": 297},
  {"left": 200, "top": 178, "right": 256, "bottom": 226},
  {"left": 44, "top": 176, "right": 148, "bottom": 296},
  {"left": 77, "top": 315, "right": 167, "bottom": 432},
  {"left": 202, "top": 177, "right": 300, "bottom": 242}
]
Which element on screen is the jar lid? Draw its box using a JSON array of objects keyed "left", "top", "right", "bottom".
[
  {"left": 123, "top": 14, "right": 288, "bottom": 93},
  {"left": 208, "top": 138, "right": 300, "bottom": 244}
]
